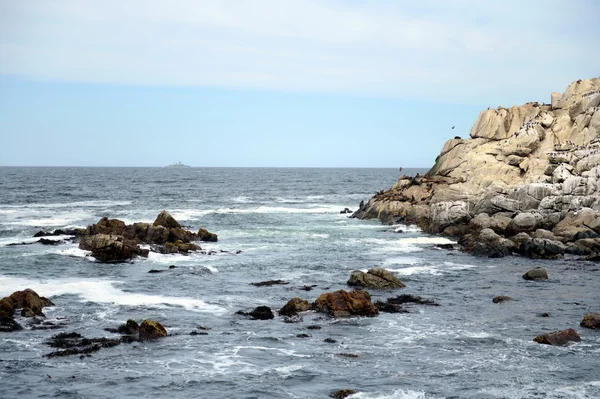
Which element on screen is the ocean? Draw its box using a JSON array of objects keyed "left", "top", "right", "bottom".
[{"left": 0, "top": 167, "right": 599, "bottom": 399}]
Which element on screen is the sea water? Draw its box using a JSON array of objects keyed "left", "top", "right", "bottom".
[{"left": 0, "top": 167, "right": 599, "bottom": 398}]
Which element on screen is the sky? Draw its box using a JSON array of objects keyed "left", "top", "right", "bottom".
[{"left": 0, "top": 0, "right": 598, "bottom": 167}]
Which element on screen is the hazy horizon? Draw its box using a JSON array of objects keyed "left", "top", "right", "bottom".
[{"left": 1, "top": 1, "right": 598, "bottom": 167}]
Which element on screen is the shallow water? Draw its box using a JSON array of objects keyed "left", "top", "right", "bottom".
[{"left": 0, "top": 167, "right": 599, "bottom": 399}]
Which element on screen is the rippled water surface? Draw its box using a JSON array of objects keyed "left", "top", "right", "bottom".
[{"left": 0, "top": 167, "right": 599, "bottom": 399}]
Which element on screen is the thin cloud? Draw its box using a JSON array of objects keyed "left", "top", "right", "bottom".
[{"left": 0, "top": 0, "right": 598, "bottom": 104}]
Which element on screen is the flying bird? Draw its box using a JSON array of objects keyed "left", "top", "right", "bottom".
[{"left": 451, "top": 126, "right": 455, "bottom": 130}]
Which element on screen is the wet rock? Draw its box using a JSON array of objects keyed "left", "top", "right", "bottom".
[
  {"left": 190, "top": 331, "right": 208, "bottom": 336},
  {"left": 313, "top": 290, "right": 379, "bottom": 318},
  {"left": 517, "top": 238, "right": 565, "bottom": 259},
  {"left": 386, "top": 294, "right": 439, "bottom": 306},
  {"left": 237, "top": 306, "right": 275, "bottom": 320},
  {"left": 472, "top": 242, "right": 511, "bottom": 258},
  {"left": 339, "top": 208, "right": 352, "bottom": 214},
  {"left": 300, "top": 285, "right": 317, "bottom": 291},
  {"left": 493, "top": 296, "right": 513, "bottom": 303},
  {"left": 153, "top": 210, "right": 181, "bottom": 229},
  {"left": 279, "top": 298, "right": 311, "bottom": 317},
  {"left": 197, "top": 228, "right": 218, "bottom": 242},
  {"left": 324, "top": 338, "right": 337, "bottom": 344},
  {"left": 38, "top": 238, "right": 62, "bottom": 245},
  {"left": 347, "top": 267, "right": 406, "bottom": 289},
  {"left": 522, "top": 268, "right": 548, "bottom": 281},
  {"left": 139, "top": 319, "right": 167, "bottom": 340},
  {"left": 538, "top": 313, "right": 550, "bottom": 317},
  {"left": 330, "top": 389, "right": 357, "bottom": 399},
  {"left": 296, "top": 333, "right": 311, "bottom": 338},
  {"left": 435, "top": 243, "right": 455, "bottom": 250},
  {"left": 250, "top": 280, "right": 289, "bottom": 287},
  {"left": 581, "top": 313, "right": 600, "bottom": 329},
  {"left": 44, "top": 332, "right": 124, "bottom": 358},
  {"left": 533, "top": 328, "right": 581, "bottom": 346}
]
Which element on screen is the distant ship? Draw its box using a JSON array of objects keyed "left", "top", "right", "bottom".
[{"left": 165, "top": 161, "right": 191, "bottom": 168}]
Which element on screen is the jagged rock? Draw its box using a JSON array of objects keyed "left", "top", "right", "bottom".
[
  {"left": 580, "top": 313, "right": 600, "bottom": 329},
  {"left": 2, "top": 288, "right": 54, "bottom": 318},
  {"left": 138, "top": 319, "right": 167, "bottom": 340},
  {"left": 533, "top": 328, "right": 581, "bottom": 346},
  {"left": 313, "top": 290, "right": 379, "bottom": 317},
  {"left": 153, "top": 210, "right": 181, "bottom": 229},
  {"left": 493, "top": 296, "right": 513, "bottom": 303},
  {"left": 347, "top": 267, "right": 406, "bottom": 289},
  {"left": 522, "top": 267, "right": 548, "bottom": 280},
  {"left": 352, "top": 78, "right": 600, "bottom": 259},
  {"left": 79, "top": 234, "right": 149, "bottom": 262},
  {"left": 279, "top": 298, "right": 311, "bottom": 316},
  {"left": 197, "top": 228, "right": 218, "bottom": 242}
]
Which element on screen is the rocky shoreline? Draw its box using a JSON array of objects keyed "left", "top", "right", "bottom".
[{"left": 352, "top": 78, "right": 600, "bottom": 260}]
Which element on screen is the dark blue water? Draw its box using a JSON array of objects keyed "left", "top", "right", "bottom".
[{"left": 0, "top": 167, "right": 599, "bottom": 399}]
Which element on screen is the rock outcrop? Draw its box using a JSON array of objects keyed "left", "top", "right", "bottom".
[
  {"left": 1, "top": 289, "right": 54, "bottom": 332},
  {"left": 533, "top": 328, "right": 581, "bottom": 346},
  {"left": 347, "top": 267, "right": 406, "bottom": 289},
  {"left": 581, "top": 313, "right": 600, "bottom": 329},
  {"left": 313, "top": 290, "right": 379, "bottom": 318},
  {"left": 78, "top": 211, "right": 218, "bottom": 262},
  {"left": 352, "top": 78, "right": 600, "bottom": 259}
]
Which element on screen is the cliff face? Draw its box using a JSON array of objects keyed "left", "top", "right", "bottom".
[{"left": 354, "top": 78, "right": 600, "bottom": 258}]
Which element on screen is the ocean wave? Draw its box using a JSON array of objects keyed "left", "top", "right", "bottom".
[
  {"left": 0, "top": 276, "right": 226, "bottom": 314},
  {"left": 0, "top": 200, "right": 132, "bottom": 209}
]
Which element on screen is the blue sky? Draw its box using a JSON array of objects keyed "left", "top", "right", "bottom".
[{"left": 0, "top": 0, "right": 598, "bottom": 167}]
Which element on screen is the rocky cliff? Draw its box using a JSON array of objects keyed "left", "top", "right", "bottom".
[{"left": 353, "top": 78, "right": 600, "bottom": 259}]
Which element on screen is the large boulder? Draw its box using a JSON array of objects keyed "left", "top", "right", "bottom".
[
  {"left": 347, "top": 267, "right": 406, "bottom": 289},
  {"left": 153, "top": 210, "right": 181, "bottom": 229},
  {"left": 79, "top": 234, "right": 149, "bottom": 262},
  {"left": 533, "top": 328, "right": 581, "bottom": 346},
  {"left": 279, "top": 298, "right": 311, "bottom": 317},
  {"left": 138, "top": 319, "right": 167, "bottom": 340},
  {"left": 313, "top": 290, "right": 379, "bottom": 318},
  {"left": 580, "top": 313, "right": 600, "bottom": 329},
  {"left": 197, "top": 228, "right": 218, "bottom": 242}
]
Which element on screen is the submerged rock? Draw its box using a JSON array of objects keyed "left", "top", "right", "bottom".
[
  {"left": 330, "top": 389, "right": 357, "bottom": 399},
  {"left": 581, "top": 313, "right": 600, "bottom": 329},
  {"left": 386, "top": 294, "right": 439, "bottom": 306},
  {"left": 522, "top": 268, "right": 549, "bottom": 281},
  {"left": 492, "top": 296, "right": 513, "bottom": 303},
  {"left": 44, "top": 332, "right": 124, "bottom": 358},
  {"left": 313, "top": 290, "right": 379, "bottom": 318},
  {"left": 533, "top": 328, "right": 581, "bottom": 346},
  {"left": 251, "top": 280, "right": 289, "bottom": 287},
  {"left": 347, "top": 267, "right": 406, "bottom": 289}
]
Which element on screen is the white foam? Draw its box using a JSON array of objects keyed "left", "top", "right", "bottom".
[
  {"left": 166, "top": 205, "right": 346, "bottom": 220},
  {"left": 382, "top": 257, "right": 422, "bottom": 266},
  {"left": 0, "top": 234, "right": 74, "bottom": 247},
  {"left": 352, "top": 389, "right": 444, "bottom": 399},
  {"left": 0, "top": 276, "right": 226, "bottom": 314}
]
